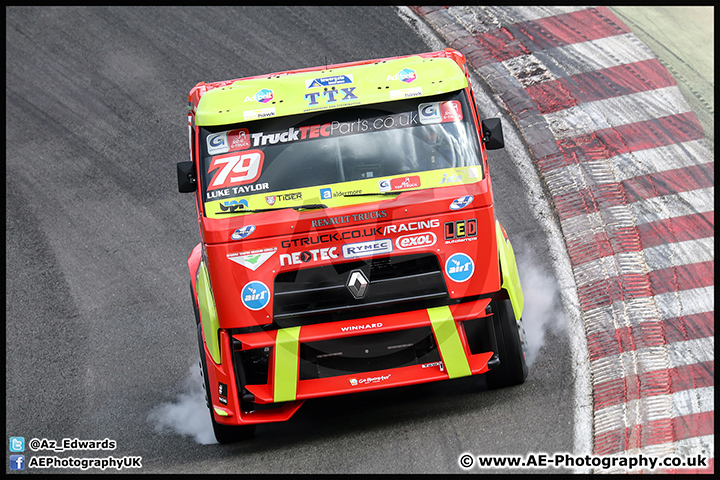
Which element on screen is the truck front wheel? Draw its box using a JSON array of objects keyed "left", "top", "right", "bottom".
[
  {"left": 485, "top": 298, "right": 528, "bottom": 389},
  {"left": 197, "top": 322, "right": 256, "bottom": 443}
]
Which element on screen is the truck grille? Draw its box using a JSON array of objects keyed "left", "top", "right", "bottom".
[{"left": 273, "top": 253, "right": 448, "bottom": 328}]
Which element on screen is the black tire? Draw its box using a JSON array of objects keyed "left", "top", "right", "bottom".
[
  {"left": 485, "top": 298, "right": 528, "bottom": 389},
  {"left": 197, "top": 322, "right": 256, "bottom": 443}
]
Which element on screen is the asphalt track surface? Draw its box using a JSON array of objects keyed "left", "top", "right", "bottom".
[{"left": 5, "top": 6, "right": 712, "bottom": 474}]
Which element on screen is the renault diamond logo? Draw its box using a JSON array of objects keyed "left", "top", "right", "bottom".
[{"left": 347, "top": 269, "right": 369, "bottom": 299}]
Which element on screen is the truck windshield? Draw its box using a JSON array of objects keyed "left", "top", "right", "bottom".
[{"left": 199, "top": 90, "right": 483, "bottom": 216}]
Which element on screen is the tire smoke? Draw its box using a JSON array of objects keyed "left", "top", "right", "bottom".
[
  {"left": 147, "top": 361, "right": 218, "bottom": 445},
  {"left": 516, "top": 244, "right": 569, "bottom": 367}
]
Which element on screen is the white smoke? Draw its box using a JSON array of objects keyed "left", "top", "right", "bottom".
[
  {"left": 516, "top": 244, "right": 568, "bottom": 367},
  {"left": 147, "top": 361, "right": 217, "bottom": 445}
]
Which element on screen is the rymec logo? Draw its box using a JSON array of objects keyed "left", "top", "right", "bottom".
[{"left": 245, "top": 88, "right": 274, "bottom": 103}]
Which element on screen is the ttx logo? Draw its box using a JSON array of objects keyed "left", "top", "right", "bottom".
[
  {"left": 444, "top": 219, "right": 477, "bottom": 241},
  {"left": 304, "top": 87, "right": 358, "bottom": 107}
]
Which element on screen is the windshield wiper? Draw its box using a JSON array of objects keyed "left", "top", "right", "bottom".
[{"left": 216, "top": 204, "right": 327, "bottom": 215}]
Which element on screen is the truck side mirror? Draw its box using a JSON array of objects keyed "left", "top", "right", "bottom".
[
  {"left": 481, "top": 118, "right": 504, "bottom": 150},
  {"left": 177, "top": 161, "right": 197, "bottom": 193}
]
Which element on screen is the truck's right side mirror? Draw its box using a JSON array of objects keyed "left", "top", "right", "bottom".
[
  {"left": 177, "top": 161, "right": 197, "bottom": 193},
  {"left": 481, "top": 118, "right": 504, "bottom": 150}
]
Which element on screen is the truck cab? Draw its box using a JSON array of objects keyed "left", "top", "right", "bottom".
[{"left": 177, "top": 48, "right": 527, "bottom": 443}]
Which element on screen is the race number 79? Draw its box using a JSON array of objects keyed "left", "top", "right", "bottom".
[{"left": 208, "top": 151, "right": 264, "bottom": 190}]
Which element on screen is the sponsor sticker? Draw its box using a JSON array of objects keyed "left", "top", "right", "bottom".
[
  {"left": 349, "top": 374, "right": 391, "bottom": 386},
  {"left": 241, "top": 281, "right": 270, "bottom": 310},
  {"left": 396, "top": 232, "right": 437, "bottom": 250},
  {"left": 231, "top": 225, "right": 256, "bottom": 240},
  {"left": 445, "top": 252, "right": 474, "bottom": 282},
  {"left": 389, "top": 87, "right": 423, "bottom": 100},
  {"left": 219, "top": 198, "right": 249, "bottom": 212},
  {"left": 342, "top": 239, "right": 393, "bottom": 259},
  {"left": 304, "top": 87, "right": 358, "bottom": 108},
  {"left": 444, "top": 219, "right": 477, "bottom": 243},
  {"left": 280, "top": 247, "right": 339, "bottom": 266},
  {"left": 243, "top": 107, "right": 276, "bottom": 121},
  {"left": 419, "top": 101, "right": 463, "bottom": 124},
  {"left": 390, "top": 175, "right": 421, "bottom": 191},
  {"left": 449, "top": 195, "right": 474, "bottom": 210},
  {"left": 227, "top": 247, "right": 277, "bottom": 271},
  {"left": 207, "top": 150, "right": 264, "bottom": 191},
  {"left": 245, "top": 88, "right": 274, "bottom": 103},
  {"left": 387, "top": 68, "right": 416, "bottom": 83},
  {"left": 207, "top": 128, "right": 251, "bottom": 155},
  {"left": 305, "top": 74, "right": 354, "bottom": 89}
]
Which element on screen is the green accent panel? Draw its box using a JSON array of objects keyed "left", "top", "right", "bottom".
[
  {"left": 196, "top": 262, "right": 222, "bottom": 364},
  {"left": 213, "top": 407, "right": 228, "bottom": 417},
  {"left": 428, "top": 306, "right": 471, "bottom": 379},
  {"left": 273, "top": 327, "right": 301, "bottom": 403},
  {"left": 196, "top": 56, "right": 468, "bottom": 126},
  {"left": 496, "top": 220, "right": 524, "bottom": 321}
]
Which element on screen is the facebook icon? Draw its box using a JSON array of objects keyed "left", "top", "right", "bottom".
[{"left": 10, "top": 455, "right": 25, "bottom": 470}]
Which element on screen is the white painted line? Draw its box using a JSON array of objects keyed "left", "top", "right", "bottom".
[
  {"left": 672, "top": 386, "right": 715, "bottom": 419},
  {"left": 546, "top": 139, "right": 713, "bottom": 191},
  {"left": 537, "top": 33, "right": 656, "bottom": 77},
  {"left": 629, "top": 188, "right": 715, "bottom": 225},
  {"left": 643, "top": 237, "right": 715, "bottom": 271},
  {"left": 667, "top": 337, "right": 715, "bottom": 369},
  {"left": 673, "top": 435, "right": 715, "bottom": 461},
  {"left": 653, "top": 286, "right": 715, "bottom": 322},
  {"left": 604, "top": 139, "right": 714, "bottom": 183},
  {"left": 589, "top": 337, "right": 714, "bottom": 384},
  {"left": 593, "top": 384, "right": 714, "bottom": 437},
  {"left": 544, "top": 86, "right": 692, "bottom": 138}
]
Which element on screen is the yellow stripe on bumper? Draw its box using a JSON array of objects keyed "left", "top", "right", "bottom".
[
  {"left": 428, "top": 306, "right": 471, "bottom": 379},
  {"left": 273, "top": 327, "right": 301, "bottom": 403}
]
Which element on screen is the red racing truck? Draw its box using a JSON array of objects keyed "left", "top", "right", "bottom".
[{"left": 176, "top": 48, "right": 527, "bottom": 443}]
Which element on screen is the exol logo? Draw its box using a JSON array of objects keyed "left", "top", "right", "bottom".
[
  {"left": 245, "top": 88, "right": 274, "bottom": 103},
  {"left": 445, "top": 253, "right": 475, "bottom": 282},
  {"left": 280, "top": 247, "right": 338, "bottom": 266},
  {"left": 396, "top": 232, "right": 437, "bottom": 250},
  {"left": 241, "top": 281, "right": 270, "bottom": 310},
  {"left": 346, "top": 269, "right": 369, "bottom": 299}
]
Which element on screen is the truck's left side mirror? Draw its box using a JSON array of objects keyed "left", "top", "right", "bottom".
[
  {"left": 481, "top": 118, "right": 504, "bottom": 150},
  {"left": 177, "top": 161, "right": 197, "bottom": 193}
]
